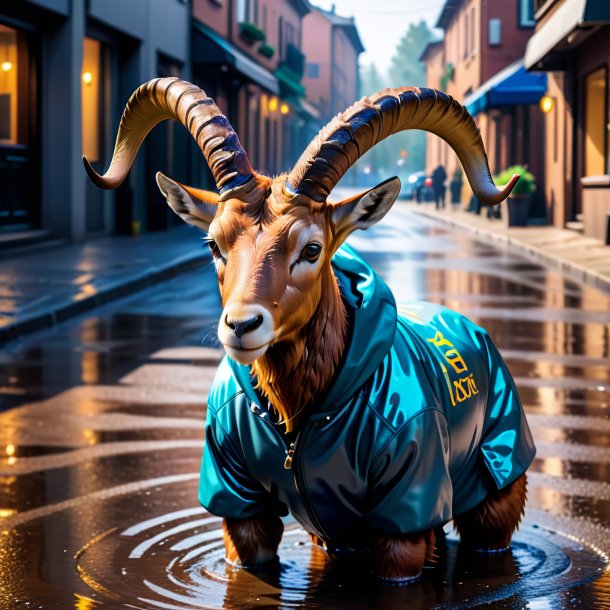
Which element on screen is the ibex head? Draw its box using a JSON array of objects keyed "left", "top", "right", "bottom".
[{"left": 84, "top": 77, "right": 517, "bottom": 386}]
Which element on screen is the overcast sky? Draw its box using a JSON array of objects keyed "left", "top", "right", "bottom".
[{"left": 310, "top": 0, "right": 446, "bottom": 74}]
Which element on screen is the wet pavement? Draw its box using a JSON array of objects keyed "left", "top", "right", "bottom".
[{"left": 0, "top": 206, "right": 609, "bottom": 609}]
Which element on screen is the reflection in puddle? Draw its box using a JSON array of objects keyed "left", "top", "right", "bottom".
[{"left": 72, "top": 518, "right": 605, "bottom": 610}]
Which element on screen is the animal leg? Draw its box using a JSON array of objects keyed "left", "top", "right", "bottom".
[
  {"left": 373, "top": 529, "right": 436, "bottom": 586},
  {"left": 453, "top": 473, "right": 527, "bottom": 552},
  {"left": 222, "top": 513, "right": 283, "bottom": 568}
]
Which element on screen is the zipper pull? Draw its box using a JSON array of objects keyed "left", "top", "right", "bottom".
[{"left": 284, "top": 443, "right": 295, "bottom": 469}]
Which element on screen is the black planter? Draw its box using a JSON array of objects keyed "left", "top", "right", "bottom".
[{"left": 507, "top": 196, "right": 532, "bottom": 227}]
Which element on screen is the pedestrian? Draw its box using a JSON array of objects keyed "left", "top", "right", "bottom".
[{"left": 432, "top": 165, "right": 447, "bottom": 209}]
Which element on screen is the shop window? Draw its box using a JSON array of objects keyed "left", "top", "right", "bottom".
[
  {"left": 0, "top": 24, "right": 28, "bottom": 145},
  {"left": 81, "top": 37, "right": 103, "bottom": 163},
  {"left": 583, "top": 67, "right": 608, "bottom": 177}
]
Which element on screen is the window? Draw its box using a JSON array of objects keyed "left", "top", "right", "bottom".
[
  {"left": 237, "top": 0, "right": 248, "bottom": 22},
  {"left": 469, "top": 7, "right": 475, "bottom": 55},
  {"left": 583, "top": 67, "right": 608, "bottom": 176},
  {"left": 0, "top": 24, "right": 27, "bottom": 145},
  {"left": 488, "top": 19, "right": 502, "bottom": 46},
  {"left": 306, "top": 63, "right": 320, "bottom": 78},
  {"left": 519, "top": 0, "right": 535, "bottom": 27},
  {"left": 463, "top": 13, "right": 469, "bottom": 60}
]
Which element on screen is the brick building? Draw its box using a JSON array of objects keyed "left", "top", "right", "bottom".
[
  {"left": 424, "top": 0, "right": 547, "bottom": 216},
  {"left": 301, "top": 6, "right": 364, "bottom": 123}
]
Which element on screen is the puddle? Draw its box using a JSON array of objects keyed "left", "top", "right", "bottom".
[{"left": 71, "top": 516, "right": 607, "bottom": 609}]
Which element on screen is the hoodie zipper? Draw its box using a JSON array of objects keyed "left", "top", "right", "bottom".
[
  {"left": 289, "top": 424, "right": 333, "bottom": 545},
  {"left": 254, "top": 405, "right": 332, "bottom": 545}
]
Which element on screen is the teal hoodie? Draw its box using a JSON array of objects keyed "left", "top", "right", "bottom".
[{"left": 199, "top": 245, "right": 536, "bottom": 553}]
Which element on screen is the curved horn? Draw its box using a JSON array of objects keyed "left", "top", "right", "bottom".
[
  {"left": 287, "top": 87, "right": 519, "bottom": 205},
  {"left": 83, "top": 77, "right": 254, "bottom": 193}
]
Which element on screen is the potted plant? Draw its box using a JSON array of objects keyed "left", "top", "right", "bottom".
[
  {"left": 494, "top": 165, "right": 536, "bottom": 227},
  {"left": 450, "top": 168, "right": 463, "bottom": 205},
  {"left": 239, "top": 22, "right": 265, "bottom": 44},
  {"left": 258, "top": 43, "right": 275, "bottom": 59}
]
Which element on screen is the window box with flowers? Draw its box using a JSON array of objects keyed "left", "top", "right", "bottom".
[
  {"left": 239, "top": 22, "right": 265, "bottom": 44},
  {"left": 258, "top": 43, "right": 275, "bottom": 59}
]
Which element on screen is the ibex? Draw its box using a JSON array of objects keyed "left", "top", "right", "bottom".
[{"left": 85, "top": 78, "right": 535, "bottom": 585}]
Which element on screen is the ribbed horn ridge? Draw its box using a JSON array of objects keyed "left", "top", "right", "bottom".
[
  {"left": 287, "top": 87, "right": 519, "bottom": 205},
  {"left": 83, "top": 77, "right": 254, "bottom": 193}
]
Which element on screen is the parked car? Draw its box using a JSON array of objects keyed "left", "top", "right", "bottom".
[{"left": 400, "top": 171, "right": 434, "bottom": 202}]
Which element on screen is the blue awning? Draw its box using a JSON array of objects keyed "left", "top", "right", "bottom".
[{"left": 464, "top": 60, "right": 547, "bottom": 116}]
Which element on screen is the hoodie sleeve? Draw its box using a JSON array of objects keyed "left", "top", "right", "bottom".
[
  {"left": 365, "top": 408, "right": 453, "bottom": 534},
  {"left": 198, "top": 402, "right": 281, "bottom": 519}
]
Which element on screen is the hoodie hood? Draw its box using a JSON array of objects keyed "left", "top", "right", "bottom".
[{"left": 227, "top": 243, "right": 398, "bottom": 418}]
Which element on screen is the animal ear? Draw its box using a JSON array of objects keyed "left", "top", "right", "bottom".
[
  {"left": 156, "top": 171, "right": 219, "bottom": 231},
  {"left": 330, "top": 177, "right": 401, "bottom": 243}
]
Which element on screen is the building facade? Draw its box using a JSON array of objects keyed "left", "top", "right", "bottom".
[
  {"left": 1, "top": 0, "right": 362, "bottom": 245},
  {"left": 192, "top": 0, "right": 314, "bottom": 185},
  {"left": 525, "top": 0, "right": 610, "bottom": 240},
  {"left": 0, "top": 0, "right": 191, "bottom": 242},
  {"left": 301, "top": 6, "right": 364, "bottom": 123},
  {"left": 424, "top": 0, "right": 547, "bottom": 217}
]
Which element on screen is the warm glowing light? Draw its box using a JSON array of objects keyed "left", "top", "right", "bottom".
[
  {"left": 539, "top": 95, "right": 553, "bottom": 113},
  {"left": 268, "top": 97, "right": 278, "bottom": 112},
  {"left": 280, "top": 103, "right": 289, "bottom": 115},
  {"left": 0, "top": 509, "right": 16, "bottom": 519},
  {"left": 5, "top": 444, "right": 15, "bottom": 457},
  {"left": 82, "top": 71, "right": 93, "bottom": 85},
  {"left": 1, "top": 61, "right": 12, "bottom": 72}
]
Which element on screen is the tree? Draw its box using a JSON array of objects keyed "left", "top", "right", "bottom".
[
  {"left": 351, "top": 21, "right": 434, "bottom": 186},
  {"left": 387, "top": 20, "right": 434, "bottom": 175}
]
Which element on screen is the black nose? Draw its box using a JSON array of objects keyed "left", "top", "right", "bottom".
[{"left": 225, "top": 314, "right": 264, "bottom": 338}]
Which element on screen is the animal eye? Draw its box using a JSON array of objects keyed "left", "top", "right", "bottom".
[
  {"left": 301, "top": 242, "right": 322, "bottom": 262},
  {"left": 206, "top": 238, "right": 225, "bottom": 262}
]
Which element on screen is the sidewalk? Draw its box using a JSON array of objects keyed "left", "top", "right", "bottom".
[
  {"left": 0, "top": 226, "right": 208, "bottom": 343},
  {"left": 412, "top": 203, "right": 610, "bottom": 294}
]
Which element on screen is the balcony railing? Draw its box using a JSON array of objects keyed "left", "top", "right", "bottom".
[{"left": 282, "top": 42, "right": 305, "bottom": 80}]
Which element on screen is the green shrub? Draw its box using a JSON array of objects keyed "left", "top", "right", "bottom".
[
  {"left": 494, "top": 165, "right": 536, "bottom": 197},
  {"left": 239, "top": 22, "right": 265, "bottom": 42},
  {"left": 258, "top": 43, "right": 275, "bottom": 58}
]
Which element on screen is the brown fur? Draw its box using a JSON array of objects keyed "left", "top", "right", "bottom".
[
  {"left": 453, "top": 473, "right": 527, "bottom": 550},
  {"left": 222, "top": 513, "right": 283, "bottom": 565},
  {"left": 373, "top": 529, "right": 437, "bottom": 579},
  {"left": 252, "top": 267, "right": 347, "bottom": 430}
]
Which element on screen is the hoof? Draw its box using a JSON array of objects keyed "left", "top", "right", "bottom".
[
  {"left": 379, "top": 573, "right": 421, "bottom": 587},
  {"left": 471, "top": 546, "right": 510, "bottom": 554}
]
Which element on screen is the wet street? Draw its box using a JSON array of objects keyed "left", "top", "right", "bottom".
[{"left": 1, "top": 205, "right": 609, "bottom": 609}]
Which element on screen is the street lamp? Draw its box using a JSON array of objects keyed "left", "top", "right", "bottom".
[{"left": 82, "top": 71, "right": 93, "bottom": 85}]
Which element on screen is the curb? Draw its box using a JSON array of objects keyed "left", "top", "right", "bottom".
[
  {"left": 0, "top": 251, "right": 208, "bottom": 344},
  {"left": 411, "top": 207, "right": 610, "bottom": 296}
]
